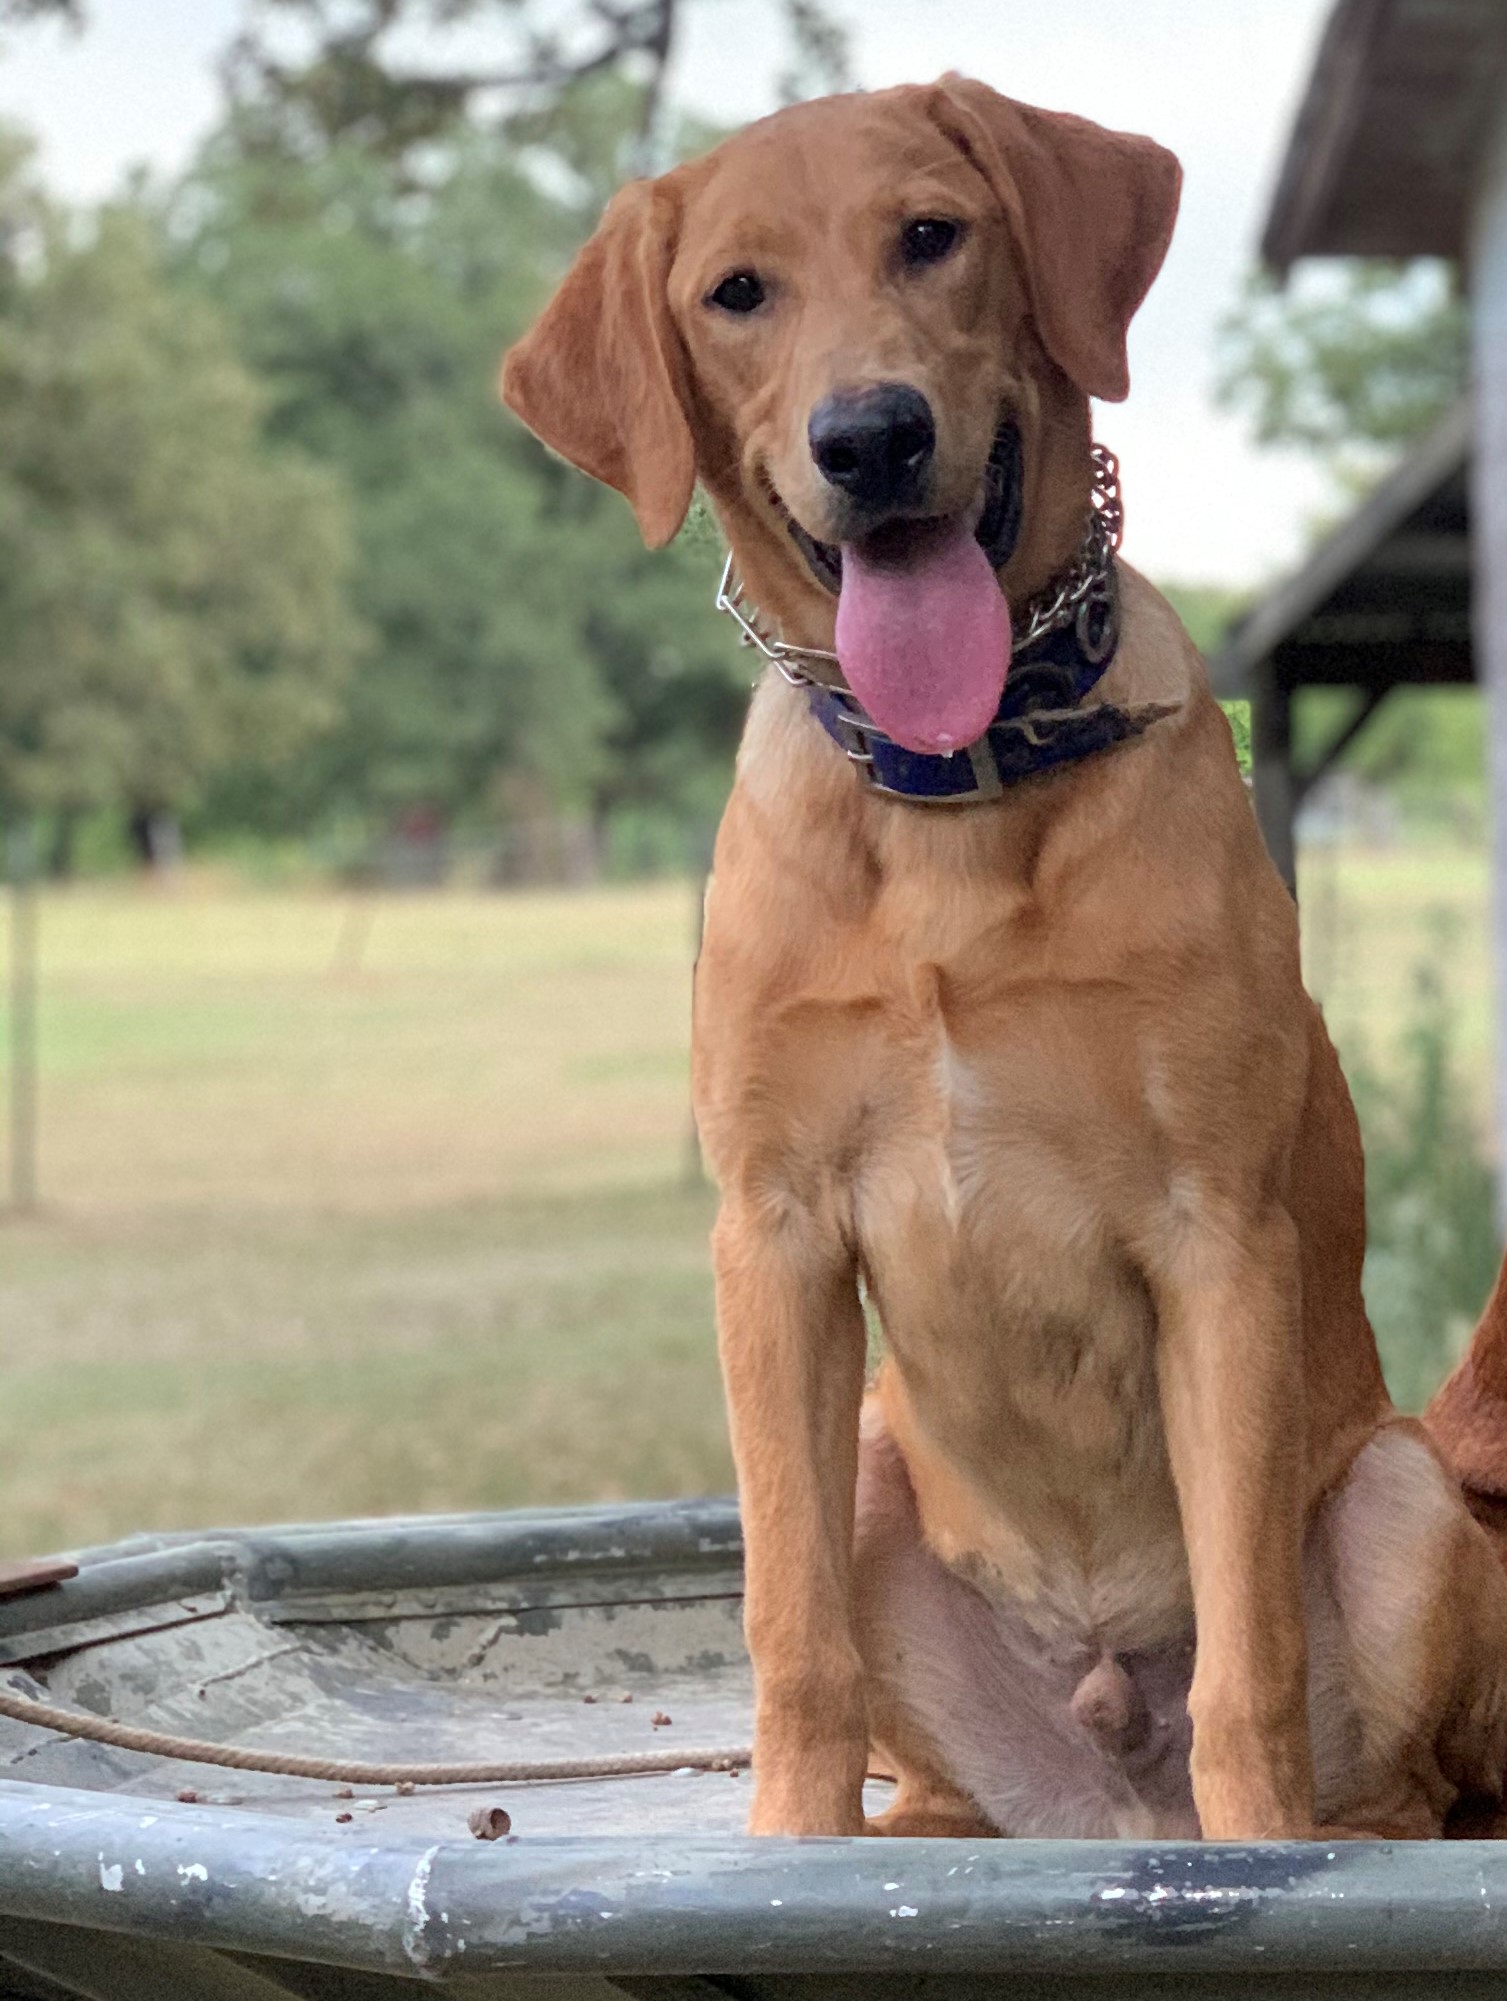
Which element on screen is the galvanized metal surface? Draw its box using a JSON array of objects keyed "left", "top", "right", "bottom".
[
  {"left": 0, "top": 1500, "right": 1506, "bottom": 1997},
  {"left": 0, "top": 1500, "right": 757, "bottom": 1840},
  {"left": 8, "top": 1780, "right": 1507, "bottom": 1992}
]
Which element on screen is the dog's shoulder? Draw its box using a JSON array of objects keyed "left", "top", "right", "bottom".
[{"left": 1103, "top": 562, "right": 1206, "bottom": 718}]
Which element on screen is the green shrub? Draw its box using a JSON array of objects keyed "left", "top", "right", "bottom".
[{"left": 1345, "top": 926, "right": 1500, "bottom": 1411}]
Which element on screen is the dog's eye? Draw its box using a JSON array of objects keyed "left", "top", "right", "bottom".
[
  {"left": 707, "top": 270, "right": 766, "bottom": 315},
  {"left": 901, "top": 217, "right": 962, "bottom": 267}
]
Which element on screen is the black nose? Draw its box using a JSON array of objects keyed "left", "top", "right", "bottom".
[{"left": 808, "top": 384, "right": 936, "bottom": 512}]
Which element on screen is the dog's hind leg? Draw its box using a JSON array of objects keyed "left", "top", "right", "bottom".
[
  {"left": 1306, "top": 1422, "right": 1507, "bottom": 1838},
  {"left": 853, "top": 1397, "right": 999, "bottom": 1836}
]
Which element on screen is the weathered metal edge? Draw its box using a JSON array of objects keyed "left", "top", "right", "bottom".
[
  {"left": 255, "top": 1571, "right": 747, "bottom": 1628},
  {"left": 234, "top": 1498, "right": 743, "bottom": 1607},
  {"left": 0, "top": 1594, "right": 232, "bottom": 1670},
  {"left": 0, "top": 1549, "right": 238, "bottom": 1654},
  {"left": 4, "top": 1783, "right": 1507, "bottom": 1981},
  {"left": 0, "top": 1499, "right": 743, "bottom": 1652}
]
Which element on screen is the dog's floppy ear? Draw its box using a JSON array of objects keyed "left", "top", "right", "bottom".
[
  {"left": 930, "top": 76, "right": 1181, "bottom": 403},
  {"left": 501, "top": 178, "right": 694, "bottom": 548}
]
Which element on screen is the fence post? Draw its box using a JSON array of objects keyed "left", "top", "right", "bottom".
[{"left": 7, "top": 817, "right": 39, "bottom": 1214}]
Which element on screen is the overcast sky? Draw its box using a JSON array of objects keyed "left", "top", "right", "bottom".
[{"left": 0, "top": 0, "right": 1341, "bottom": 587}]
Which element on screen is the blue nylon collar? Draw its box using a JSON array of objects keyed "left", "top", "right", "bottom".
[{"left": 806, "top": 561, "right": 1167, "bottom": 804}]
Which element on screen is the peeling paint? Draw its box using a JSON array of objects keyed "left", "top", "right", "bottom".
[
  {"left": 97, "top": 1856, "right": 122, "bottom": 1892},
  {"left": 401, "top": 1842, "right": 442, "bottom": 1971}
]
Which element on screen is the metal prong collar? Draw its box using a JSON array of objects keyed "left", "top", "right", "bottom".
[{"left": 714, "top": 559, "right": 839, "bottom": 687}]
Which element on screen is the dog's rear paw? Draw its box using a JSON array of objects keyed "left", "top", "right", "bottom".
[{"left": 865, "top": 1801, "right": 1001, "bottom": 1839}]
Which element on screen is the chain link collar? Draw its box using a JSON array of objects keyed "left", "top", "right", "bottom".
[{"left": 714, "top": 443, "right": 1124, "bottom": 690}]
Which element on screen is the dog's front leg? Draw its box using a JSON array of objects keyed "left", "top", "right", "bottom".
[
  {"left": 713, "top": 1198, "right": 869, "bottom": 1836},
  {"left": 1153, "top": 1203, "right": 1314, "bottom": 1840}
]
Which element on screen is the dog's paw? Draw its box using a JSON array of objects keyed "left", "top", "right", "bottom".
[
  {"left": 748, "top": 1811, "right": 866, "bottom": 1837},
  {"left": 864, "top": 1801, "right": 1001, "bottom": 1839}
]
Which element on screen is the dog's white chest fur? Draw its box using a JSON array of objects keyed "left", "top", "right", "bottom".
[{"left": 854, "top": 992, "right": 1193, "bottom": 1655}]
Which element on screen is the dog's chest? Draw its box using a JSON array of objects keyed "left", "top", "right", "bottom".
[
  {"left": 851, "top": 980, "right": 1191, "bottom": 1648},
  {"left": 851, "top": 971, "right": 1155, "bottom": 1311}
]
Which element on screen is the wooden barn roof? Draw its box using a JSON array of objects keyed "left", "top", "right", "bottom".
[
  {"left": 1263, "top": 0, "right": 1507, "bottom": 271},
  {"left": 1209, "top": 401, "right": 1472, "bottom": 694}
]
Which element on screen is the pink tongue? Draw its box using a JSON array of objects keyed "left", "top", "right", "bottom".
[{"left": 834, "top": 520, "right": 1011, "bottom": 755}]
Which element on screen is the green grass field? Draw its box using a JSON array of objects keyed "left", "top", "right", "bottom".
[
  {"left": 1299, "top": 841, "right": 1492, "bottom": 1083},
  {"left": 0, "top": 879, "right": 727, "bottom": 1557},
  {"left": 0, "top": 844, "right": 1492, "bottom": 1558}
]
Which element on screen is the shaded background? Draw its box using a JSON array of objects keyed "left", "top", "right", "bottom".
[{"left": 0, "top": 0, "right": 1490, "bottom": 1556}]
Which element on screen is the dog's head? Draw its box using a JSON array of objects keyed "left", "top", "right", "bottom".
[{"left": 503, "top": 79, "right": 1180, "bottom": 754}]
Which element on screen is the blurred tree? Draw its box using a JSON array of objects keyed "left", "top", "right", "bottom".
[
  {"left": 1218, "top": 261, "right": 1467, "bottom": 496},
  {"left": 1, "top": 0, "right": 849, "bottom": 869},
  {"left": 1293, "top": 688, "right": 1486, "bottom": 826},
  {"left": 167, "top": 111, "right": 744, "bottom": 855},
  {"left": 0, "top": 0, "right": 81, "bottom": 24},
  {"left": 1347, "top": 931, "right": 1500, "bottom": 1410},
  {"left": 0, "top": 138, "right": 361, "bottom": 837},
  {"left": 225, "top": 0, "right": 852, "bottom": 165},
  {"left": 1158, "top": 582, "right": 1252, "bottom": 658},
  {"left": 1219, "top": 259, "right": 1477, "bottom": 808}
]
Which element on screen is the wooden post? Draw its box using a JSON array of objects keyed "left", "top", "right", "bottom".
[
  {"left": 1474, "top": 90, "right": 1507, "bottom": 1230},
  {"left": 1251, "top": 661, "right": 1297, "bottom": 896},
  {"left": 6, "top": 818, "right": 39, "bottom": 1214}
]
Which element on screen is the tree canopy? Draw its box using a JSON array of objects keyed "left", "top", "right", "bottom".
[
  {"left": 1218, "top": 260, "right": 1467, "bottom": 496},
  {"left": 0, "top": 2, "right": 845, "bottom": 865},
  {"left": 225, "top": 0, "right": 852, "bottom": 162},
  {"left": 0, "top": 137, "right": 361, "bottom": 827},
  {"left": 165, "top": 100, "right": 746, "bottom": 852}
]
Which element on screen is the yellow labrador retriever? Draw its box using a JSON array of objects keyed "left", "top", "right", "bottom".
[{"left": 503, "top": 77, "right": 1507, "bottom": 1840}]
